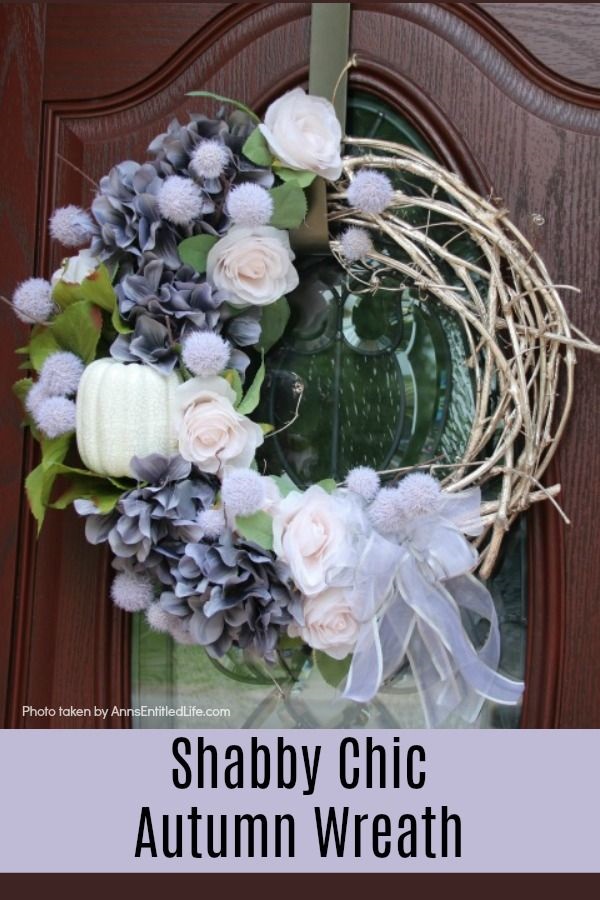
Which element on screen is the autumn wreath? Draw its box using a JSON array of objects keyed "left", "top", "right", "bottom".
[{"left": 8, "top": 87, "right": 596, "bottom": 726}]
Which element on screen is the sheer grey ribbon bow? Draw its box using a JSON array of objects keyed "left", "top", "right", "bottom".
[{"left": 342, "top": 487, "right": 524, "bottom": 726}]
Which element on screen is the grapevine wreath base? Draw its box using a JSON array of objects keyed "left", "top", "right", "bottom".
[{"left": 7, "top": 86, "right": 598, "bottom": 727}]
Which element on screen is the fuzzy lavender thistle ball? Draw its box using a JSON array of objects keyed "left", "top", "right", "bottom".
[
  {"left": 169, "top": 618, "right": 196, "bottom": 645},
  {"left": 33, "top": 396, "right": 76, "bottom": 438},
  {"left": 181, "top": 331, "right": 230, "bottom": 376},
  {"left": 111, "top": 570, "right": 155, "bottom": 612},
  {"left": 146, "top": 604, "right": 177, "bottom": 633},
  {"left": 12, "top": 278, "right": 54, "bottom": 324},
  {"left": 226, "top": 183, "right": 274, "bottom": 227},
  {"left": 347, "top": 170, "right": 394, "bottom": 215},
  {"left": 39, "top": 351, "right": 85, "bottom": 397},
  {"left": 368, "top": 487, "right": 403, "bottom": 535},
  {"left": 346, "top": 466, "right": 380, "bottom": 503},
  {"left": 190, "top": 139, "right": 230, "bottom": 180},
  {"left": 49, "top": 205, "right": 94, "bottom": 247},
  {"left": 395, "top": 472, "right": 443, "bottom": 518},
  {"left": 157, "top": 175, "right": 204, "bottom": 226},
  {"left": 340, "top": 226, "right": 374, "bottom": 262},
  {"left": 221, "top": 468, "right": 266, "bottom": 518},
  {"left": 197, "top": 507, "right": 226, "bottom": 540},
  {"left": 25, "top": 381, "right": 48, "bottom": 418}
]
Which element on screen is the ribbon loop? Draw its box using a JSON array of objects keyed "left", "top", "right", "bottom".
[{"left": 343, "top": 492, "right": 524, "bottom": 725}]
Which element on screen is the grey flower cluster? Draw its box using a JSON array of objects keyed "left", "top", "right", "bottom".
[
  {"left": 89, "top": 110, "right": 273, "bottom": 373},
  {"left": 77, "top": 454, "right": 218, "bottom": 585},
  {"left": 91, "top": 110, "right": 274, "bottom": 275},
  {"left": 115, "top": 259, "right": 219, "bottom": 328},
  {"left": 108, "top": 258, "right": 261, "bottom": 374},
  {"left": 159, "top": 532, "right": 303, "bottom": 661},
  {"left": 90, "top": 161, "right": 181, "bottom": 274},
  {"left": 76, "top": 453, "right": 302, "bottom": 661},
  {"left": 149, "top": 110, "right": 275, "bottom": 223}
]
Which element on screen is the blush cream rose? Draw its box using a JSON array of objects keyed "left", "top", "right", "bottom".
[
  {"left": 272, "top": 485, "right": 362, "bottom": 596},
  {"left": 272, "top": 487, "right": 373, "bottom": 657},
  {"left": 172, "top": 375, "right": 263, "bottom": 475},
  {"left": 288, "top": 587, "right": 360, "bottom": 660},
  {"left": 206, "top": 225, "right": 299, "bottom": 308},
  {"left": 259, "top": 88, "right": 343, "bottom": 181}
]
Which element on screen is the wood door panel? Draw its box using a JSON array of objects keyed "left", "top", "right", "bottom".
[
  {"left": 481, "top": 3, "right": 600, "bottom": 89},
  {"left": 44, "top": 3, "right": 230, "bottom": 101},
  {"left": 0, "top": 4, "right": 46, "bottom": 726},
  {"left": 3, "top": 2, "right": 600, "bottom": 727}
]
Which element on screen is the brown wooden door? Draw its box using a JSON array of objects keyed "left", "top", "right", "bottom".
[{"left": 2, "top": 2, "right": 599, "bottom": 728}]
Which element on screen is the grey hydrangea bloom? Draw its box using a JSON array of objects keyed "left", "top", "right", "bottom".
[
  {"left": 148, "top": 111, "right": 275, "bottom": 235},
  {"left": 110, "top": 315, "right": 178, "bottom": 374},
  {"left": 78, "top": 455, "right": 219, "bottom": 582},
  {"left": 149, "top": 111, "right": 272, "bottom": 181},
  {"left": 110, "top": 314, "right": 255, "bottom": 379},
  {"left": 111, "top": 314, "right": 254, "bottom": 378},
  {"left": 148, "top": 114, "right": 232, "bottom": 177},
  {"left": 90, "top": 110, "right": 276, "bottom": 275},
  {"left": 90, "top": 161, "right": 184, "bottom": 272},
  {"left": 218, "top": 306, "right": 262, "bottom": 376},
  {"left": 159, "top": 531, "right": 303, "bottom": 661},
  {"left": 116, "top": 259, "right": 221, "bottom": 334},
  {"left": 221, "top": 307, "right": 262, "bottom": 346}
]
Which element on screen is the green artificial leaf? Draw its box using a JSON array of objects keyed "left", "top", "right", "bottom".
[
  {"left": 222, "top": 302, "right": 250, "bottom": 320},
  {"left": 27, "top": 327, "right": 61, "bottom": 372},
  {"left": 52, "top": 263, "right": 117, "bottom": 313},
  {"left": 268, "top": 182, "right": 308, "bottom": 229},
  {"left": 13, "top": 378, "right": 33, "bottom": 407},
  {"left": 111, "top": 303, "right": 132, "bottom": 335},
  {"left": 237, "top": 357, "right": 265, "bottom": 416},
  {"left": 24, "top": 456, "right": 127, "bottom": 532},
  {"left": 178, "top": 234, "right": 219, "bottom": 274},
  {"left": 49, "top": 463, "right": 131, "bottom": 512},
  {"left": 106, "top": 474, "right": 136, "bottom": 490},
  {"left": 235, "top": 510, "right": 274, "bottom": 551},
  {"left": 241, "top": 128, "right": 273, "bottom": 166},
  {"left": 316, "top": 478, "right": 337, "bottom": 493},
  {"left": 274, "top": 166, "right": 317, "bottom": 188},
  {"left": 48, "top": 462, "right": 130, "bottom": 487},
  {"left": 40, "top": 433, "right": 72, "bottom": 471},
  {"left": 25, "top": 463, "right": 55, "bottom": 532},
  {"left": 315, "top": 650, "right": 352, "bottom": 688},
  {"left": 50, "top": 301, "right": 102, "bottom": 363},
  {"left": 257, "top": 296, "right": 290, "bottom": 353},
  {"left": 185, "top": 91, "right": 260, "bottom": 123},
  {"left": 220, "top": 300, "right": 248, "bottom": 322},
  {"left": 271, "top": 473, "right": 298, "bottom": 497},
  {"left": 223, "top": 368, "right": 243, "bottom": 405},
  {"left": 51, "top": 477, "right": 123, "bottom": 514}
]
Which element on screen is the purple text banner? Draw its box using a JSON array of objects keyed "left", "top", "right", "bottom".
[{"left": 0, "top": 729, "right": 598, "bottom": 872}]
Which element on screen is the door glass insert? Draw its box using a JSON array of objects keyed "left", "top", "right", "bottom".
[{"left": 131, "top": 92, "right": 527, "bottom": 729}]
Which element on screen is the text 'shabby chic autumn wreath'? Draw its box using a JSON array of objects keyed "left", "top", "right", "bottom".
[{"left": 7, "top": 86, "right": 598, "bottom": 727}]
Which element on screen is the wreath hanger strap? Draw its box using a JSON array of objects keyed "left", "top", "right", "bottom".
[
  {"left": 290, "top": 2, "right": 351, "bottom": 255},
  {"left": 309, "top": 2, "right": 350, "bottom": 124}
]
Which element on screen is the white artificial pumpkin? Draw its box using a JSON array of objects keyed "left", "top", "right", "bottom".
[{"left": 76, "top": 359, "right": 180, "bottom": 477}]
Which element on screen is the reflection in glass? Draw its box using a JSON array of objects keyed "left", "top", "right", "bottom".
[{"left": 256, "top": 257, "right": 472, "bottom": 486}]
